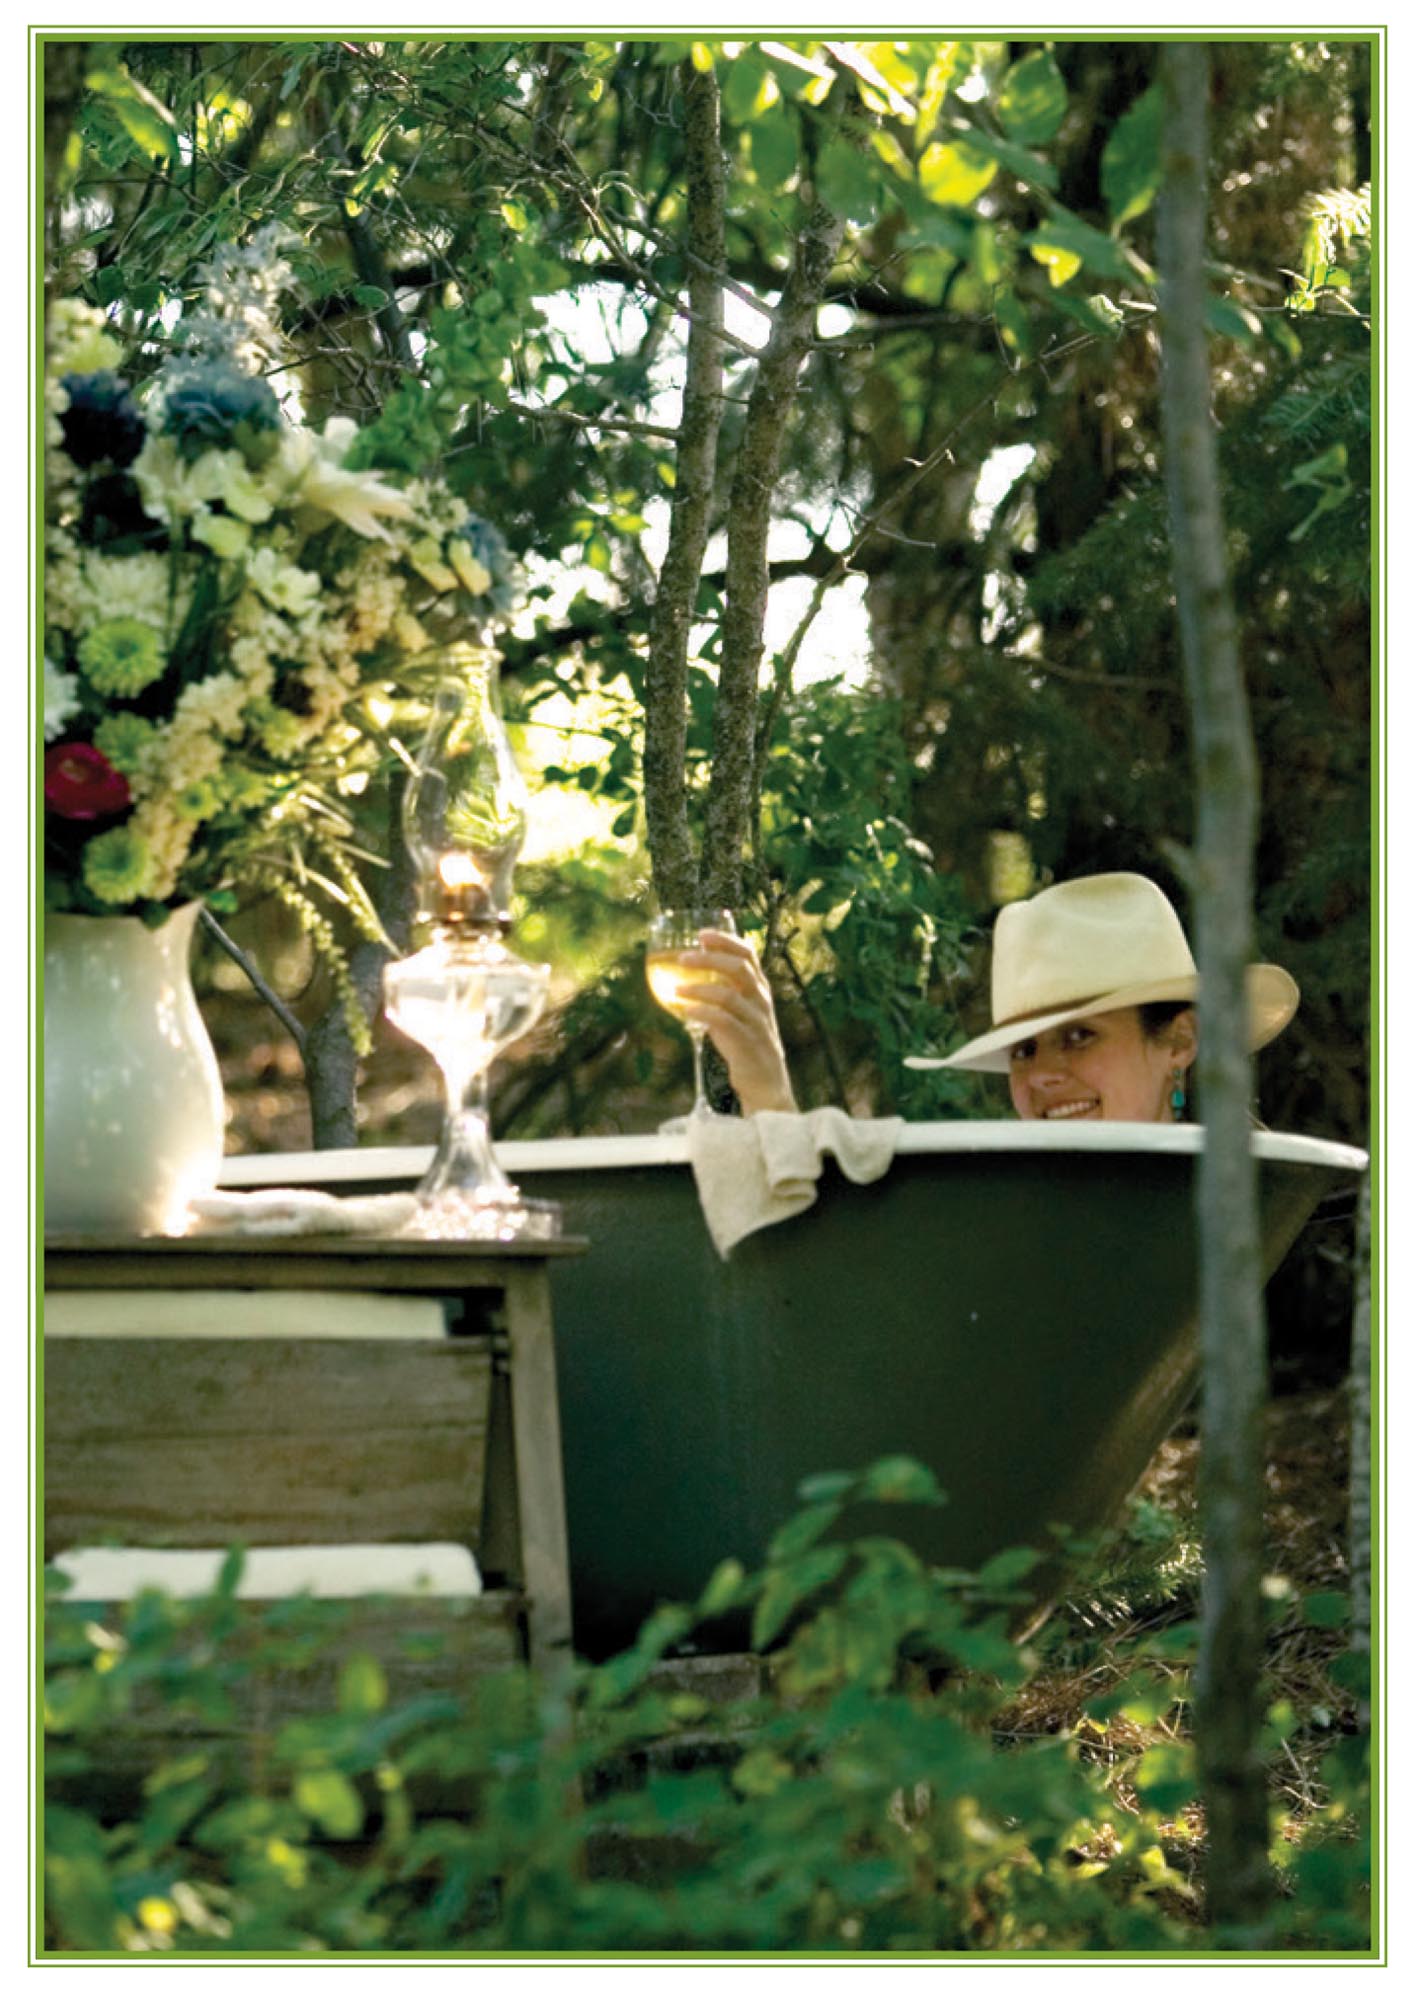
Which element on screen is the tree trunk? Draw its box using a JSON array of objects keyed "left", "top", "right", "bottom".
[
  {"left": 1347, "top": 1172, "right": 1371, "bottom": 1727},
  {"left": 702, "top": 153, "right": 849, "bottom": 909},
  {"left": 305, "top": 772, "right": 418, "bottom": 1149},
  {"left": 1157, "top": 42, "right": 1272, "bottom": 1940},
  {"left": 642, "top": 61, "right": 726, "bottom": 910}
]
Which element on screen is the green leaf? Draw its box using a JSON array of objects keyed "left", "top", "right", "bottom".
[
  {"left": 353, "top": 284, "right": 390, "bottom": 311},
  {"left": 1327, "top": 1648, "right": 1367, "bottom": 1696},
  {"left": 859, "top": 1455, "right": 945, "bottom": 1505},
  {"left": 915, "top": 44, "right": 962, "bottom": 149},
  {"left": 697, "top": 1557, "right": 748, "bottom": 1617},
  {"left": 1302, "top": 1588, "right": 1352, "bottom": 1630},
  {"left": 213, "top": 1546, "right": 245, "bottom": 1600},
  {"left": 751, "top": 1546, "right": 846, "bottom": 1649},
  {"left": 337, "top": 1652, "right": 388, "bottom": 1715},
  {"left": 992, "top": 287, "right": 1032, "bottom": 358},
  {"left": 998, "top": 50, "right": 1068, "bottom": 146},
  {"left": 294, "top": 1769, "right": 365, "bottom": 1840},
  {"left": 1119, "top": 1681, "right": 1174, "bottom": 1728},
  {"left": 919, "top": 138, "right": 997, "bottom": 208},
  {"left": 1101, "top": 85, "right": 1164, "bottom": 226},
  {"left": 1206, "top": 296, "right": 1262, "bottom": 342},
  {"left": 767, "top": 1500, "right": 841, "bottom": 1562},
  {"left": 85, "top": 62, "right": 181, "bottom": 164},
  {"left": 1133, "top": 1739, "right": 1197, "bottom": 1816},
  {"left": 1047, "top": 291, "right": 1126, "bottom": 337},
  {"left": 977, "top": 1545, "right": 1043, "bottom": 1588},
  {"left": 970, "top": 220, "right": 1002, "bottom": 288},
  {"left": 816, "top": 139, "right": 880, "bottom": 226},
  {"left": 796, "top": 1470, "right": 854, "bottom": 1503},
  {"left": 749, "top": 103, "right": 798, "bottom": 189},
  {"left": 1028, "top": 240, "right": 1082, "bottom": 289},
  {"left": 1264, "top": 313, "right": 1303, "bottom": 361},
  {"left": 722, "top": 45, "right": 770, "bottom": 124},
  {"left": 947, "top": 124, "right": 1059, "bottom": 192},
  {"left": 1023, "top": 210, "right": 1132, "bottom": 279}
]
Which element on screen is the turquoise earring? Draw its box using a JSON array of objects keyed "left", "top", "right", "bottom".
[{"left": 1170, "top": 1068, "right": 1187, "bottom": 1120}]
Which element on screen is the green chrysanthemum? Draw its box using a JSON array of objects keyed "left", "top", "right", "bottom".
[
  {"left": 93, "top": 712, "right": 158, "bottom": 776},
  {"left": 255, "top": 705, "right": 308, "bottom": 761},
  {"left": 77, "top": 616, "right": 165, "bottom": 697},
  {"left": 81, "top": 826, "right": 152, "bottom": 905},
  {"left": 220, "top": 764, "right": 273, "bottom": 810},
  {"left": 174, "top": 778, "right": 220, "bottom": 821}
]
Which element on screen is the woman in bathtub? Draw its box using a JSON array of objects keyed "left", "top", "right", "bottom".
[{"left": 659, "top": 871, "right": 1298, "bottom": 1124}]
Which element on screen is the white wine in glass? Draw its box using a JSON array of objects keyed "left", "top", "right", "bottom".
[{"left": 646, "top": 907, "right": 736, "bottom": 1120}]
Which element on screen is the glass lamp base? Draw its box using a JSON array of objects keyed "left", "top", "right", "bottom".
[{"left": 400, "top": 1188, "right": 562, "bottom": 1244}]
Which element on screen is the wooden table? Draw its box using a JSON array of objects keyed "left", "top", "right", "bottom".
[{"left": 44, "top": 1234, "right": 586, "bottom": 1677}]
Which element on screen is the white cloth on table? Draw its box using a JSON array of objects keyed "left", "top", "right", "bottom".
[
  {"left": 687, "top": 1107, "right": 903, "bottom": 1258},
  {"left": 185, "top": 1188, "right": 418, "bottom": 1237}
]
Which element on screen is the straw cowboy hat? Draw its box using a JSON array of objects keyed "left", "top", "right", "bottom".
[{"left": 905, "top": 871, "right": 1299, "bottom": 1076}]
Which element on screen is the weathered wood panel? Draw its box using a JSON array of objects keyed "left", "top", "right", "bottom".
[
  {"left": 44, "top": 1336, "right": 491, "bottom": 1552},
  {"left": 44, "top": 1592, "right": 526, "bottom": 1819}
]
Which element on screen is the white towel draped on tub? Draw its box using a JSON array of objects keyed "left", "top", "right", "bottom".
[{"left": 688, "top": 1108, "right": 903, "bottom": 1257}]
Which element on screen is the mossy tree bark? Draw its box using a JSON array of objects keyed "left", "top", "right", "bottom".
[
  {"left": 1348, "top": 1172, "right": 1371, "bottom": 1727},
  {"left": 1157, "top": 42, "right": 1273, "bottom": 1939},
  {"left": 701, "top": 168, "right": 848, "bottom": 912},
  {"left": 643, "top": 62, "right": 727, "bottom": 912}
]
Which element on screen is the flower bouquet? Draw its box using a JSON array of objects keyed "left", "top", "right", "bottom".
[{"left": 43, "top": 225, "right": 520, "bottom": 1048}]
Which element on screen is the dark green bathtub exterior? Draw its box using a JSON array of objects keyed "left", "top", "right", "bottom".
[
  {"left": 513, "top": 1140, "right": 1349, "bottom": 1657},
  {"left": 220, "top": 1129, "right": 1363, "bottom": 1661}
]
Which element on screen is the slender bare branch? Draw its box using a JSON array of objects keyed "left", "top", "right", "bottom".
[{"left": 199, "top": 907, "right": 308, "bottom": 1056}]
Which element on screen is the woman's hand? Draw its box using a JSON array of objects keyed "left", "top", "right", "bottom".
[{"left": 672, "top": 928, "right": 797, "bottom": 1115}]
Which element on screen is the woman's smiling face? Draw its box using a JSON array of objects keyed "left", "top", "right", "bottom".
[{"left": 1006, "top": 1006, "right": 1196, "bottom": 1123}]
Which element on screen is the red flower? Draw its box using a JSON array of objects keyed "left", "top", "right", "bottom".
[{"left": 44, "top": 743, "right": 131, "bottom": 820}]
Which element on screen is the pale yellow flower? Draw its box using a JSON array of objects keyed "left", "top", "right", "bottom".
[
  {"left": 192, "top": 513, "right": 252, "bottom": 560},
  {"left": 279, "top": 423, "right": 413, "bottom": 542},
  {"left": 247, "top": 547, "right": 321, "bottom": 619}
]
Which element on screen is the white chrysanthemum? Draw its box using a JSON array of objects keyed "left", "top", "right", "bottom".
[
  {"left": 75, "top": 550, "right": 178, "bottom": 634},
  {"left": 176, "top": 672, "right": 248, "bottom": 738},
  {"left": 44, "top": 660, "right": 82, "bottom": 742}
]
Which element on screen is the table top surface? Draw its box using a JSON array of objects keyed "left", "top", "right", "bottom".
[{"left": 43, "top": 1233, "right": 589, "bottom": 1293}]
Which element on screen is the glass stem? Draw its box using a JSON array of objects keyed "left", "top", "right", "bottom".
[
  {"left": 422, "top": 1058, "right": 512, "bottom": 1201},
  {"left": 688, "top": 1023, "right": 710, "bottom": 1118}
]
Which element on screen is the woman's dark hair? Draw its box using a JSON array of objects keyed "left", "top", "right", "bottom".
[{"left": 1139, "top": 999, "right": 1193, "bottom": 1039}]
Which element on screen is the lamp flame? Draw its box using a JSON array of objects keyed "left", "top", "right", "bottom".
[{"left": 438, "top": 851, "right": 483, "bottom": 890}]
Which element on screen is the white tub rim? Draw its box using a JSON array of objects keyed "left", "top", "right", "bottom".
[{"left": 218, "top": 1121, "right": 1369, "bottom": 1187}]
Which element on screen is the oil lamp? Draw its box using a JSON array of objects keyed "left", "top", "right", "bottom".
[{"left": 383, "top": 643, "right": 560, "bottom": 1241}]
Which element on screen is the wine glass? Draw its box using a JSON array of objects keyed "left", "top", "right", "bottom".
[{"left": 645, "top": 907, "right": 737, "bottom": 1122}]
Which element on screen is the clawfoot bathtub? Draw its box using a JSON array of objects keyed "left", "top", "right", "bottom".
[{"left": 221, "top": 1123, "right": 1366, "bottom": 1659}]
